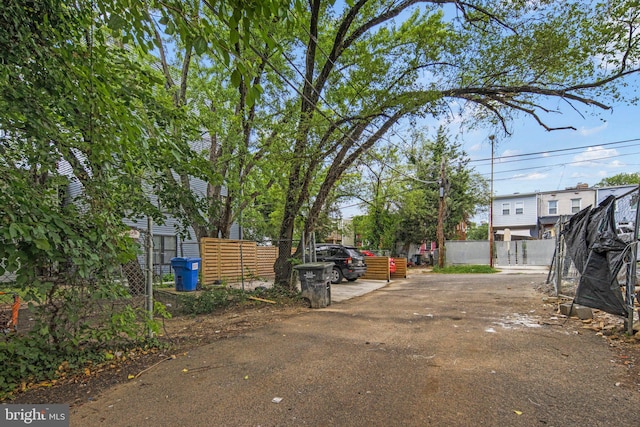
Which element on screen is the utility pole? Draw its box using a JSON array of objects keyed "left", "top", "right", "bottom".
[
  {"left": 437, "top": 157, "right": 446, "bottom": 268},
  {"left": 489, "top": 135, "right": 495, "bottom": 268}
]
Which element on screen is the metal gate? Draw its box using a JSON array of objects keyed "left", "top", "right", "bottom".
[{"left": 494, "top": 240, "right": 555, "bottom": 266}]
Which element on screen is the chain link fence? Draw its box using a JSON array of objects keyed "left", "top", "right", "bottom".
[
  {"left": 1, "top": 226, "right": 311, "bottom": 334},
  {"left": 0, "top": 258, "right": 16, "bottom": 286},
  {"left": 548, "top": 186, "right": 639, "bottom": 329}
]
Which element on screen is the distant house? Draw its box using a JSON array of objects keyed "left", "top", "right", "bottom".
[
  {"left": 490, "top": 182, "right": 640, "bottom": 242},
  {"left": 490, "top": 183, "right": 601, "bottom": 240},
  {"left": 491, "top": 192, "right": 538, "bottom": 240},
  {"left": 537, "top": 183, "right": 596, "bottom": 239}
]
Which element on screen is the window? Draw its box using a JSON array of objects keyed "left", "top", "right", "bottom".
[
  {"left": 153, "top": 235, "right": 177, "bottom": 266},
  {"left": 515, "top": 201, "right": 524, "bottom": 215},
  {"left": 548, "top": 200, "right": 557, "bottom": 215},
  {"left": 316, "top": 247, "right": 330, "bottom": 258},
  {"left": 501, "top": 203, "right": 510, "bottom": 215},
  {"left": 571, "top": 198, "right": 581, "bottom": 214}
]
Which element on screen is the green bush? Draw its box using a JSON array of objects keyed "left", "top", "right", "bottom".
[
  {"left": 0, "top": 330, "right": 162, "bottom": 399},
  {"left": 178, "top": 287, "right": 246, "bottom": 315},
  {"left": 178, "top": 284, "right": 302, "bottom": 315}
]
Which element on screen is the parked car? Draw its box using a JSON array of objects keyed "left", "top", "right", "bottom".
[
  {"left": 315, "top": 244, "right": 367, "bottom": 284},
  {"left": 361, "top": 250, "right": 396, "bottom": 274}
]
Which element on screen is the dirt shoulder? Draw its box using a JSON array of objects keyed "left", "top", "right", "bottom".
[{"left": 7, "top": 299, "right": 310, "bottom": 406}]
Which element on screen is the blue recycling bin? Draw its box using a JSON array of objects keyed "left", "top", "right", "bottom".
[{"left": 171, "top": 257, "right": 201, "bottom": 292}]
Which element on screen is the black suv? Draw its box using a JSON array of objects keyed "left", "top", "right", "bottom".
[{"left": 315, "top": 244, "right": 367, "bottom": 284}]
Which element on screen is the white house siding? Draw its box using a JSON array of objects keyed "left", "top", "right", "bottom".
[
  {"left": 492, "top": 194, "right": 538, "bottom": 238},
  {"left": 58, "top": 159, "right": 85, "bottom": 207}
]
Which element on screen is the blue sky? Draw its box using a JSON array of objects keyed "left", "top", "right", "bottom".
[
  {"left": 340, "top": 97, "right": 639, "bottom": 220},
  {"left": 334, "top": 2, "right": 640, "bottom": 220},
  {"left": 462, "top": 99, "right": 639, "bottom": 196}
]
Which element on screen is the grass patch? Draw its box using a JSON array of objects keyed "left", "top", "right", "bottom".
[{"left": 432, "top": 265, "right": 498, "bottom": 274}]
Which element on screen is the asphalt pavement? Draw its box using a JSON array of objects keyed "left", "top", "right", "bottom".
[{"left": 70, "top": 270, "right": 640, "bottom": 427}]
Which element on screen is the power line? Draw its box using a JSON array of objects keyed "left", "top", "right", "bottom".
[
  {"left": 470, "top": 137, "right": 640, "bottom": 163},
  {"left": 480, "top": 150, "right": 640, "bottom": 178},
  {"left": 472, "top": 141, "right": 640, "bottom": 166}
]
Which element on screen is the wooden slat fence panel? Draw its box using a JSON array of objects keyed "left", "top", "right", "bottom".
[
  {"left": 200, "top": 239, "right": 221, "bottom": 284},
  {"left": 223, "top": 240, "right": 257, "bottom": 282},
  {"left": 201, "top": 238, "right": 263, "bottom": 285},
  {"left": 256, "top": 246, "right": 277, "bottom": 278},
  {"left": 361, "top": 257, "right": 390, "bottom": 281},
  {"left": 200, "top": 240, "right": 402, "bottom": 284}
]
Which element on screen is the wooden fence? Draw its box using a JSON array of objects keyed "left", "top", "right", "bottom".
[
  {"left": 199, "top": 238, "right": 408, "bottom": 285},
  {"left": 361, "top": 257, "right": 391, "bottom": 281},
  {"left": 391, "top": 258, "right": 407, "bottom": 279},
  {"left": 360, "top": 257, "right": 407, "bottom": 281},
  {"left": 200, "top": 238, "right": 277, "bottom": 285}
]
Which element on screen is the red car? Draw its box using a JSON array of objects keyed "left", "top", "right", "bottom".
[{"left": 361, "top": 250, "right": 396, "bottom": 274}]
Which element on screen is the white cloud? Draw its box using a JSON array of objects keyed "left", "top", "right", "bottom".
[
  {"left": 578, "top": 122, "right": 608, "bottom": 136},
  {"left": 572, "top": 146, "right": 622, "bottom": 167},
  {"left": 511, "top": 172, "right": 549, "bottom": 181},
  {"left": 495, "top": 149, "right": 520, "bottom": 163},
  {"left": 500, "top": 149, "right": 520, "bottom": 157},
  {"left": 570, "top": 172, "right": 588, "bottom": 179},
  {"left": 608, "top": 160, "right": 626, "bottom": 168},
  {"left": 468, "top": 143, "right": 482, "bottom": 152}
]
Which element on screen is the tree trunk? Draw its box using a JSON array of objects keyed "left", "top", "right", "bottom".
[{"left": 274, "top": 212, "right": 297, "bottom": 286}]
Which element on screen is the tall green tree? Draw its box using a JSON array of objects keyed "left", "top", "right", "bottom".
[
  {"left": 124, "top": 0, "right": 299, "bottom": 242},
  {"left": 0, "top": 0, "right": 181, "bottom": 367},
  {"left": 466, "top": 222, "right": 489, "bottom": 241},
  {"left": 345, "top": 148, "right": 404, "bottom": 252},
  {"left": 395, "top": 128, "right": 487, "bottom": 251},
  {"left": 596, "top": 172, "right": 640, "bottom": 187},
  {"left": 270, "top": 0, "right": 640, "bottom": 285}
]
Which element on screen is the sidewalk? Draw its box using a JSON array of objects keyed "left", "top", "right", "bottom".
[
  {"left": 330, "top": 279, "right": 390, "bottom": 303},
  {"left": 225, "top": 277, "right": 393, "bottom": 304},
  {"left": 495, "top": 265, "right": 550, "bottom": 274}
]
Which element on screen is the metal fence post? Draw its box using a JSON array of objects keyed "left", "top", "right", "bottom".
[
  {"left": 146, "top": 216, "right": 154, "bottom": 338},
  {"left": 554, "top": 218, "right": 562, "bottom": 296},
  {"left": 627, "top": 189, "right": 640, "bottom": 335}
]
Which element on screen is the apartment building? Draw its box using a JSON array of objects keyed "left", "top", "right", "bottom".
[
  {"left": 537, "top": 183, "right": 597, "bottom": 238},
  {"left": 491, "top": 183, "right": 598, "bottom": 240}
]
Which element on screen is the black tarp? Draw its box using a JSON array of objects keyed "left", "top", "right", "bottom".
[{"left": 561, "top": 195, "right": 628, "bottom": 316}]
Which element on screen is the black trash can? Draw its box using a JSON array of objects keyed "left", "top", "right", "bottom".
[{"left": 293, "top": 262, "right": 333, "bottom": 308}]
